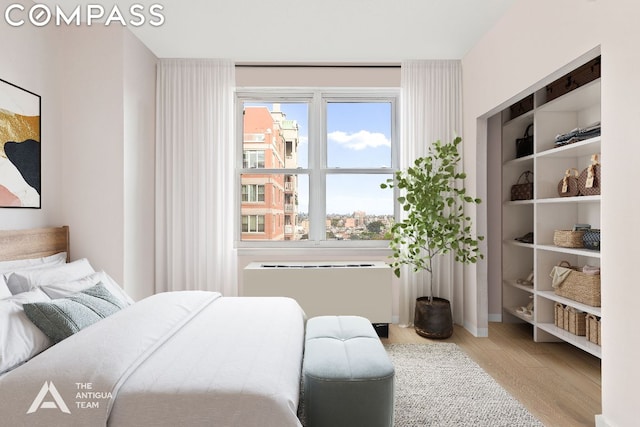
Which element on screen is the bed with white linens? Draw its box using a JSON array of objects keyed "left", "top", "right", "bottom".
[{"left": 0, "top": 226, "right": 305, "bottom": 426}]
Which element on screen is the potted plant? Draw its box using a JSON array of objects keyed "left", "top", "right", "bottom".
[{"left": 381, "top": 136, "right": 483, "bottom": 339}]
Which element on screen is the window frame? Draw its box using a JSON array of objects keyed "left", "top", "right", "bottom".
[
  {"left": 242, "top": 184, "right": 265, "bottom": 203},
  {"left": 243, "top": 150, "right": 265, "bottom": 168},
  {"left": 242, "top": 214, "right": 265, "bottom": 233},
  {"left": 236, "top": 87, "right": 399, "bottom": 248}
]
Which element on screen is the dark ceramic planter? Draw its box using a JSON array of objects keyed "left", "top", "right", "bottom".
[{"left": 414, "top": 296, "right": 453, "bottom": 339}]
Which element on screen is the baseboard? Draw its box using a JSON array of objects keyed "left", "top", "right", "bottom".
[
  {"left": 463, "top": 321, "right": 488, "bottom": 338},
  {"left": 595, "top": 414, "right": 614, "bottom": 427},
  {"left": 391, "top": 315, "right": 399, "bottom": 324},
  {"left": 488, "top": 313, "right": 502, "bottom": 322}
]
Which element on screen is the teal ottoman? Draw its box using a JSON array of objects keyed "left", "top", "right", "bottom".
[{"left": 302, "top": 315, "right": 395, "bottom": 427}]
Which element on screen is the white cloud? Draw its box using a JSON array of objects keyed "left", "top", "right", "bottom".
[{"left": 328, "top": 130, "right": 390, "bottom": 151}]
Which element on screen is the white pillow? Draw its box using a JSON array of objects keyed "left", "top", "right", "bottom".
[
  {"left": 0, "top": 289, "right": 52, "bottom": 374},
  {"left": 6, "top": 258, "right": 95, "bottom": 295},
  {"left": 40, "top": 271, "right": 134, "bottom": 307},
  {"left": 0, "top": 252, "right": 67, "bottom": 274},
  {"left": 0, "top": 281, "right": 11, "bottom": 299},
  {"left": 0, "top": 252, "right": 67, "bottom": 296}
]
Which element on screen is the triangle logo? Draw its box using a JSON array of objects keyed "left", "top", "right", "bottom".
[{"left": 27, "top": 381, "right": 71, "bottom": 414}]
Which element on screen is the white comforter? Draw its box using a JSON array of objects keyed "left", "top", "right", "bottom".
[{"left": 0, "top": 291, "right": 306, "bottom": 427}]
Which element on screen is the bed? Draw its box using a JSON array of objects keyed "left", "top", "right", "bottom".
[{"left": 0, "top": 227, "right": 306, "bottom": 427}]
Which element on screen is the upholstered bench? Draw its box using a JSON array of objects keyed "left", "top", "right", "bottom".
[{"left": 302, "top": 315, "right": 395, "bottom": 427}]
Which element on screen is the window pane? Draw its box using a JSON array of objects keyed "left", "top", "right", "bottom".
[
  {"left": 243, "top": 102, "right": 308, "bottom": 168},
  {"left": 240, "top": 174, "right": 308, "bottom": 241},
  {"left": 327, "top": 102, "right": 392, "bottom": 168},
  {"left": 242, "top": 184, "right": 265, "bottom": 202},
  {"left": 325, "top": 174, "right": 394, "bottom": 241}
]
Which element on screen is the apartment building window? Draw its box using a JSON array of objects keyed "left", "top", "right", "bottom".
[
  {"left": 243, "top": 150, "right": 265, "bottom": 168},
  {"left": 242, "top": 184, "right": 265, "bottom": 202},
  {"left": 237, "top": 89, "right": 398, "bottom": 246},
  {"left": 242, "top": 215, "right": 265, "bottom": 233}
]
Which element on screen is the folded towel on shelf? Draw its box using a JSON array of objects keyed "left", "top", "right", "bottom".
[
  {"left": 550, "top": 266, "right": 573, "bottom": 288},
  {"left": 582, "top": 265, "right": 601, "bottom": 275}
]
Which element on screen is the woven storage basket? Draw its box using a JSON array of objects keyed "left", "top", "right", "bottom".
[
  {"left": 553, "top": 261, "right": 601, "bottom": 306},
  {"left": 554, "top": 302, "right": 565, "bottom": 328},
  {"left": 586, "top": 314, "right": 602, "bottom": 345},
  {"left": 553, "top": 230, "right": 586, "bottom": 248},
  {"left": 567, "top": 308, "right": 586, "bottom": 336}
]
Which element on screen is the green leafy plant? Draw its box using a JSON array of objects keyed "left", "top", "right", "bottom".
[{"left": 381, "top": 136, "right": 484, "bottom": 301}]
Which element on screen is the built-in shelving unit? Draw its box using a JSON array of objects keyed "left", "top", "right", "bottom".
[{"left": 501, "top": 66, "right": 602, "bottom": 358}]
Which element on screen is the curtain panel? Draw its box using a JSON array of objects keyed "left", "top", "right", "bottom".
[
  {"left": 155, "top": 59, "right": 237, "bottom": 295},
  {"left": 400, "top": 60, "right": 464, "bottom": 326}
]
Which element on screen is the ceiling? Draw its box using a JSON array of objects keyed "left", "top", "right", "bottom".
[{"left": 50, "top": 0, "right": 518, "bottom": 62}]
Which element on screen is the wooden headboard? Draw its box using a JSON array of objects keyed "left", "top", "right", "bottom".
[{"left": 0, "top": 226, "right": 70, "bottom": 262}]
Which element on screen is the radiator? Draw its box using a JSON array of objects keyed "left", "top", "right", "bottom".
[{"left": 242, "top": 261, "right": 392, "bottom": 323}]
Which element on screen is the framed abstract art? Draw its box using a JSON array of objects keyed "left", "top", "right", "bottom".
[{"left": 0, "top": 78, "right": 41, "bottom": 208}]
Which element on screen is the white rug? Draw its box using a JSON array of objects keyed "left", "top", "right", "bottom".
[{"left": 386, "top": 343, "right": 544, "bottom": 427}]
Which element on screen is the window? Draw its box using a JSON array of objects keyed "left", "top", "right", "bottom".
[
  {"left": 243, "top": 150, "right": 265, "bottom": 168},
  {"left": 242, "top": 184, "right": 264, "bottom": 202},
  {"left": 237, "top": 89, "right": 398, "bottom": 245},
  {"left": 242, "top": 215, "right": 265, "bottom": 233}
]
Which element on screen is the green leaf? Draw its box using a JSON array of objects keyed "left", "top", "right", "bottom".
[{"left": 379, "top": 136, "right": 483, "bottom": 289}]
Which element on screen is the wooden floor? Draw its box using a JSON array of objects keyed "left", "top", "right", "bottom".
[{"left": 381, "top": 322, "right": 601, "bottom": 427}]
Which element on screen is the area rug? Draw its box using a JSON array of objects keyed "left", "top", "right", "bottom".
[{"left": 386, "top": 343, "right": 543, "bottom": 427}]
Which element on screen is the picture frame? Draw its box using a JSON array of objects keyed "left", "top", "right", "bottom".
[{"left": 0, "top": 78, "right": 41, "bottom": 208}]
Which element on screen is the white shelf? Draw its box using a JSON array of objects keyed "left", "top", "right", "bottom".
[
  {"left": 537, "top": 79, "right": 601, "bottom": 113},
  {"left": 537, "top": 291, "right": 602, "bottom": 316},
  {"left": 504, "top": 199, "right": 534, "bottom": 206},
  {"left": 505, "top": 306, "right": 535, "bottom": 325},
  {"left": 536, "top": 244, "right": 601, "bottom": 258},
  {"left": 504, "top": 279, "right": 534, "bottom": 293},
  {"left": 504, "top": 240, "right": 534, "bottom": 249},
  {"left": 537, "top": 195, "right": 600, "bottom": 204},
  {"left": 501, "top": 62, "right": 601, "bottom": 359},
  {"left": 537, "top": 136, "right": 601, "bottom": 158},
  {"left": 503, "top": 110, "right": 534, "bottom": 128},
  {"left": 537, "top": 323, "right": 602, "bottom": 358},
  {"left": 503, "top": 154, "right": 534, "bottom": 166}
]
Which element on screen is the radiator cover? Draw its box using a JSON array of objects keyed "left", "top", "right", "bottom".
[{"left": 242, "top": 261, "right": 392, "bottom": 323}]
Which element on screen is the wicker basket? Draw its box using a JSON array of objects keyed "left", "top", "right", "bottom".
[
  {"left": 552, "top": 262, "right": 601, "bottom": 306},
  {"left": 554, "top": 303, "right": 587, "bottom": 336},
  {"left": 567, "top": 307, "right": 586, "bottom": 336},
  {"left": 586, "top": 314, "right": 602, "bottom": 345},
  {"left": 554, "top": 302, "right": 565, "bottom": 328},
  {"left": 553, "top": 230, "right": 585, "bottom": 248}
]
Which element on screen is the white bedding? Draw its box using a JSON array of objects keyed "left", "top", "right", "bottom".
[{"left": 0, "top": 291, "right": 305, "bottom": 427}]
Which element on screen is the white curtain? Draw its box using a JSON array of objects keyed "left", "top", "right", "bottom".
[
  {"left": 155, "top": 59, "right": 237, "bottom": 295},
  {"left": 399, "top": 60, "right": 464, "bottom": 325}
]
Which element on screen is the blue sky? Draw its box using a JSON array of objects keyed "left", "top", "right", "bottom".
[{"left": 245, "top": 101, "right": 394, "bottom": 216}]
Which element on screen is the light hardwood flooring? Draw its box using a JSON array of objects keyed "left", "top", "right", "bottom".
[{"left": 381, "top": 322, "right": 601, "bottom": 427}]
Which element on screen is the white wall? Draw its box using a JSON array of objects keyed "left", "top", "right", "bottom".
[
  {"left": 486, "top": 113, "right": 502, "bottom": 321},
  {"left": 0, "top": 1, "right": 61, "bottom": 229},
  {"left": 463, "top": 0, "right": 639, "bottom": 425},
  {"left": 54, "top": 25, "right": 157, "bottom": 299},
  {"left": 54, "top": 26, "right": 125, "bottom": 278},
  {"left": 1, "top": 18, "right": 157, "bottom": 300},
  {"left": 123, "top": 30, "right": 157, "bottom": 301}
]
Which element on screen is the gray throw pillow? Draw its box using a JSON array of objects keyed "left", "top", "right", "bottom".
[{"left": 23, "top": 283, "right": 125, "bottom": 344}]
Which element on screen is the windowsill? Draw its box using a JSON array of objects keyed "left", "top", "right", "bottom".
[{"left": 237, "top": 243, "right": 392, "bottom": 257}]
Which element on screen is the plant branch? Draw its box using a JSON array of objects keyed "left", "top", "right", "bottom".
[{"left": 381, "top": 136, "right": 484, "bottom": 300}]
